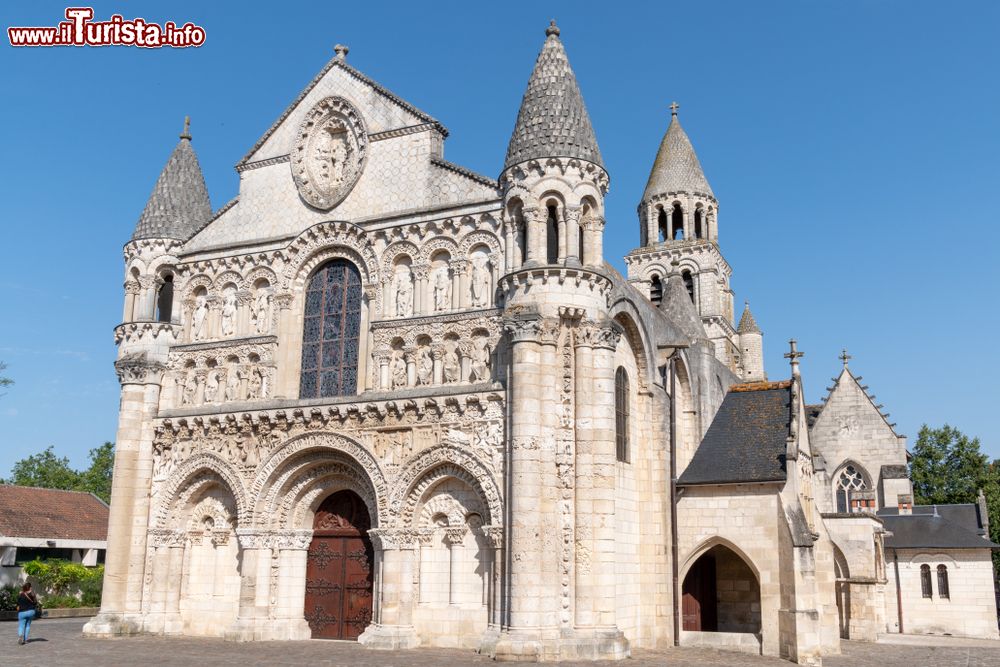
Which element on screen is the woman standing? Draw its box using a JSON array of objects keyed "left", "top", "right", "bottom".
[{"left": 16, "top": 582, "right": 37, "bottom": 645}]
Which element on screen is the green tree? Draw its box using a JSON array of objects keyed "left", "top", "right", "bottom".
[
  {"left": 909, "top": 424, "right": 987, "bottom": 505},
  {"left": 5, "top": 445, "right": 80, "bottom": 491},
  {"left": 79, "top": 442, "right": 115, "bottom": 503},
  {"left": 0, "top": 360, "right": 12, "bottom": 395}
]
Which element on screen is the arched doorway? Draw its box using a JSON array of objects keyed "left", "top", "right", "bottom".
[
  {"left": 682, "top": 544, "right": 761, "bottom": 634},
  {"left": 304, "top": 490, "right": 374, "bottom": 640}
]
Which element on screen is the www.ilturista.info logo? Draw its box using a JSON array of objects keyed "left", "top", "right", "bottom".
[{"left": 8, "top": 7, "right": 206, "bottom": 48}]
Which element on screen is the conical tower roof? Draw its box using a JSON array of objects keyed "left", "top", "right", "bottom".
[
  {"left": 737, "top": 301, "right": 761, "bottom": 334},
  {"left": 660, "top": 271, "right": 707, "bottom": 342},
  {"left": 643, "top": 107, "right": 713, "bottom": 200},
  {"left": 132, "top": 119, "right": 212, "bottom": 241},
  {"left": 504, "top": 21, "right": 603, "bottom": 170}
]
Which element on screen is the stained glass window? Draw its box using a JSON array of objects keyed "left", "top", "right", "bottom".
[
  {"left": 836, "top": 464, "right": 867, "bottom": 513},
  {"left": 300, "top": 259, "right": 362, "bottom": 399}
]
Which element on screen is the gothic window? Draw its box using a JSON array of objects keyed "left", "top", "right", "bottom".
[
  {"left": 937, "top": 564, "right": 949, "bottom": 599},
  {"left": 546, "top": 203, "right": 559, "bottom": 264},
  {"left": 920, "top": 564, "right": 933, "bottom": 598},
  {"left": 300, "top": 259, "right": 362, "bottom": 399},
  {"left": 650, "top": 275, "right": 663, "bottom": 306},
  {"left": 672, "top": 203, "right": 684, "bottom": 240},
  {"left": 682, "top": 270, "right": 695, "bottom": 304},
  {"left": 156, "top": 273, "right": 174, "bottom": 323},
  {"left": 835, "top": 464, "right": 867, "bottom": 513},
  {"left": 615, "top": 367, "right": 630, "bottom": 463}
]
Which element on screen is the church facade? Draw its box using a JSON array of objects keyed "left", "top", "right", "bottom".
[{"left": 84, "top": 22, "right": 998, "bottom": 664}]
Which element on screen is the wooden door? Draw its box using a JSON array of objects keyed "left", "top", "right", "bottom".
[
  {"left": 681, "top": 553, "right": 717, "bottom": 632},
  {"left": 304, "top": 490, "right": 373, "bottom": 640}
]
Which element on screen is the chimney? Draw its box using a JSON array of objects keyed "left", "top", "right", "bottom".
[
  {"left": 897, "top": 493, "right": 912, "bottom": 515},
  {"left": 850, "top": 490, "right": 877, "bottom": 513}
]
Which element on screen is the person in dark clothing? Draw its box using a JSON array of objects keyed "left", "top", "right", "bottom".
[{"left": 16, "top": 582, "right": 37, "bottom": 645}]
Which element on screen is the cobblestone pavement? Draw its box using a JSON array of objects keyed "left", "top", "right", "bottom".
[{"left": 6, "top": 618, "right": 1000, "bottom": 666}]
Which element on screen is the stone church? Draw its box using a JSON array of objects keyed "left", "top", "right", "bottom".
[{"left": 84, "top": 22, "right": 998, "bottom": 664}]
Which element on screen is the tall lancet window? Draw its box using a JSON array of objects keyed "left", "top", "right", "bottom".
[
  {"left": 936, "top": 565, "right": 949, "bottom": 599},
  {"left": 835, "top": 464, "right": 867, "bottom": 513},
  {"left": 920, "top": 564, "right": 933, "bottom": 598},
  {"left": 615, "top": 367, "right": 630, "bottom": 463},
  {"left": 300, "top": 259, "right": 362, "bottom": 399},
  {"left": 546, "top": 203, "right": 559, "bottom": 264}
]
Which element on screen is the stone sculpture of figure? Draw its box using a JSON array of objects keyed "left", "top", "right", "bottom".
[
  {"left": 192, "top": 295, "right": 208, "bottom": 341},
  {"left": 417, "top": 346, "right": 433, "bottom": 386},
  {"left": 221, "top": 291, "right": 238, "bottom": 337},
  {"left": 391, "top": 351, "right": 407, "bottom": 389},
  {"left": 443, "top": 345, "right": 460, "bottom": 384},
  {"left": 470, "top": 337, "right": 491, "bottom": 383},
  {"left": 313, "top": 125, "right": 348, "bottom": 190},
  {"left": 204, "top": 371, "right": 220, "bottom": 403},
  {"left": 251, "top": 288, "right": 271, "bottom": 334},
  {"left": 433, "top": 265, "right": 451, "bottom": 312},
  {"left": 182, "top": 371, "right": 197, "bottom": 406},
  {"left": 224, "top": 369, "right": 240, "bottom": 402},
  {"left": 247, "top": 368, "right": 261, "bottom": 400},
  {"left": 394, "top": 270, "right": 413, "bottom": 317},
  {"left": 471, "top": 255, "right": 490, "bottom": 308}
]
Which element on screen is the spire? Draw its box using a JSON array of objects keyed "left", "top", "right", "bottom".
[
  {"left": 504, "top": 20, "right": 603, "bottom": 169},
  {"left": 737, "top": 301, "right": 761, "bottom": 334},
  {"left": 132, "top": 119, "right": 212, "bottom": 241},
  {"left": 643, "top": 105, "right": 714, "bottom": 200}
]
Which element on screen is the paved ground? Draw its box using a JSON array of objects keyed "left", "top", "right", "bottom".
[{"left": 6, "top": 618, "right": 1000, "bottom": 666}]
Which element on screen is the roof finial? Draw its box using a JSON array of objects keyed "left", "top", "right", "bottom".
[
  {"left": 179, "top": 116, "right": 191, "bottom": 141},
  {"left": 784, "top": 339, "right": 804, "bottom": 377},
  {"left": 840, "top": 348, "right": 852, "bottom": 369},
  {"left": 334, "top": 44, "right": 349, "bottom": 60},
  {"left": 670, "top": 101, "right": 680, "bottom": 117},
  {"left": 545, "top": 19, "right": 560, "bottom": 37}
]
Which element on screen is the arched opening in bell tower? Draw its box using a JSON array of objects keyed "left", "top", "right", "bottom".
[
  {"left": 545, "top": 202, "right": 559, "bottom": 264},
  {"left": 672, "top": 203, "right": 685, "bottom": 240}
]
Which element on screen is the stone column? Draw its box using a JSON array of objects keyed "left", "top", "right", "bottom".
[
  {"left": 236, "top": 289, "right": 252, "bottom": 336},
  {"left": 84, "top": 355, "right": 165, "bottom": 637},
  {"left": 163, "top": 539, "right": 185, "bottom": 634},
  {"left": 523, "top": 206, "right": 542, "bottom": 266},
  {"left": 413, "top": 264, "right": 429, "bottom": 315},
  {"left": 225, "top": 529, "right": 271, "bottom": 641},
  {"left": 404, "top": 347, "right": 417, "bottom": 388},
  {"left": 665, "top": 205, "right": 675, "bottom": 241},
  {"left": 358, "top": 528, "right": 420, "bottom": 650},
  {"left": 557, "top": 208, "right": 567, "bottom": 263},
  {"left": 646, "top": 206, "right": 657, "bottom": 247},
  {"left": 271, "top": 530, "right": 313, "bottom": 641},
  {"left": 573, "top": 325, "right": 596, "bottom": 628},
  {"left": 123, "top": 280, "right": 141, "bottom": 322},
  {"left": 565, "top": 207, "right": 581, "bottom": 265},
  {"left": 443, "top": 527, "right": 468, "bottom": 605},
  {"left": 537, "top": 321, "right": 562, "bottom": 624},
  {"left": 373, "top": 348, "right": 391, "bottom": 391},
  {"left": 454, "top": 260, "right": 470, "bottom": 309},
  {"left": 481, "top": 526, "right": 504, "bottom": 629},
  {"left": 504, "top": 218, "right": 516, "bottom": 272},
  {"left": 431, "top": 345, "right": 445, "bottom": 386}
]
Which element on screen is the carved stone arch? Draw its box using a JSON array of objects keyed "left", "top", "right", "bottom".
[
  {"left": 186, "top": 495, "right": 236, "bottom": 533},
  {"left": 391, "top": 445, "right": 502, "bottom": 528},
  {"left": 459, "top": 230, "right": 502, "bottom": 258},
  {"left": 184, "top": 274, "right": 214, "bottom": 299},
  {"left": 419, "top": 492, "right": 475, "bottom": 527},
  {"left": 419, "top": 236, "right": 460, "bottom": 264},
  {"left": 676, "top": 257, "right": 701, "bottom": 275},
  {"left": 639, "top": 262, "right": 671, "bottom": 281},
  {"left": 251, "top": 431, "right": 388, "bottom": 517},
  {"left": 283, "top": 220, "right": 379, "bottom": 291},
  {"left": 245, "top": 265, "right": 277, "bottom": 288},
  {"left": 680, "top": 535, "right": 762, "bottom": 583},
  {"left": 381, "top": 241, "right": 420, "bottom": 274},
  {"left": 148, "top": 254, "right": 182, "bottom": 277},
  {"left": 264, "top": 460, "right": 381, "bottom": 531},
  {"left": 214, "top": 270, "right": 245, "bottom": 292},
  {"left": 574, "top": 185, "right": 604, "bottom": 214},
  {"left": 153, "top": 452, "right": 249, "bottom": 529},
  {"left": 610, "top": 305, "right": 655, "bottom": 392}
]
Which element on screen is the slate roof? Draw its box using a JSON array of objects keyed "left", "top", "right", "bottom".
[
  {"left": 879, "top": 504, "right": 999, "bottom": 550},
  {"left": 737, "top": 302, "right": 761, "bottom": 334},
  {"left": 132, "top": 135, "right": 212, "bottom": 241},
  {"left": 677, "top": 381, "right": 792, "bottom": 486},
  {"left": 805, "top": 404, "right": 824, "bottom": 430},
  {"left": 643, "top": 113, "right": 714, "bottom": 200},
  {"left": 504, "top": 22, "right": 603, "bottom": 170},
  {"left": 0, "top": 485, "right": 109, "bottom": 542}
]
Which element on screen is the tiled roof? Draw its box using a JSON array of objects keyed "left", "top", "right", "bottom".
[
  {"left": 643, "top": 114, "right": 714, "bottom": 200},
  {"left": 132, "top": 136, "right": 212, "bottom": 241},
  {"left": 737, "top": 303, "right": 761, "bottom": 334},
  {"left": 0, "top": 485, "right": 109, "bottom": 542},
  {"left": 504, "top": 22, "right": 603, "bottom": 169},
  {"left": 678, "top": 382, "right": 792, "bottom": 486},
  {"left": 879, "top": 504, "right": 999, "bottom": 549}
]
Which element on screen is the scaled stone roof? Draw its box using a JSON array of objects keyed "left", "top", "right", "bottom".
[
  {"left": 643, "top": 114, "right": 714, "bottom": 200},
  {"left": 678, "top": 381, "right": 792, "bottom": 486},
  {"left": 737, "top": 303, "right": 761, "bottom": 334},
  {"left": 504, "top": 23, "right": 603, "bottom": 169},
  {"left": 659, "top": 273, "right": 707, "bottom": 342},
  {"left": 0, "top": 485, "right": 109, "bottom": 541},
  {"left": 132, "top": 136, "right": 212, "bottom": 241},
  {"left": 879, "top": 504, "right": 999, "bottom": 549}
]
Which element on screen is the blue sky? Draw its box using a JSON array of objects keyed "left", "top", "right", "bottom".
[{"left": 1, "top": 1, "right": 998, "bottom": 475}]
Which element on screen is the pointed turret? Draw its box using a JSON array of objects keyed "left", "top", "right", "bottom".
[
  {"left": 504, "top": 20, "right": 603, "bottom": 170},
  {"left": 132, "top": 117, "right": 212, "bottom": 241},
  {"left": 738, "top": 301, "right": 765, "bottom": 381},
  {"left": 643, "top": 104, "right": 713, "bottom": 201}
]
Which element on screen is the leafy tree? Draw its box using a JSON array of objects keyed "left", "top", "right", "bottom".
[
  {"left": 0, "top": 360, "right": 12, "bottom": 396},
  {"left": 910, "top": 424, "right": 987, "bottom": 505},
  {"left": 2, "top": 442, "right": 115, "bottom": 503}
]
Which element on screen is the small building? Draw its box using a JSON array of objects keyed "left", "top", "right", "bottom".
[{"left": 0, "top": 485, "right": 109, "bottom": 586}]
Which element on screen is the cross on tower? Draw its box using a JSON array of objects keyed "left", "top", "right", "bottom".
[
  {"left": 669, "top": 101, "right": 680, "bottom": 117},
  {"left": 839, "top": 348, "right": 852, "bottom": 369},
  {"left": 180, "top": 116, "right": 191, "bottom": 140},
  {"left": 785, "top": 339, "right": 804, "bottom": 375}
]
